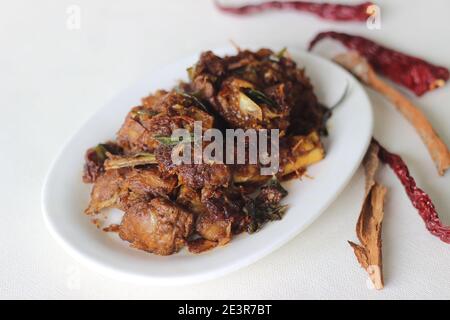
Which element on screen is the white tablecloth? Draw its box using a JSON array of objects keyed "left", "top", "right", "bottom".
[{"left": 1, "top": 0, "right": 449, "bottom": 299}]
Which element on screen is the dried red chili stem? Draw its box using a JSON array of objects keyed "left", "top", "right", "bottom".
[
  {"left": 214, "top": 1, "right": 374, "bottom": 22},
  {"left": 309, "top": 31, "right": 449, "bottom": 96},
  {"left": 374, "top": 139, "right": 450, "bottom": 244}
]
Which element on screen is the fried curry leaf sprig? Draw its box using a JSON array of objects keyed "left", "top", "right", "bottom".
[
  {"left": 245, "top": 176, "right": 289, "bottom": 233},
  {"left": 178, "top": 92, "right": 211, "bottom": 113},
  {"left": 241, "top": 88, "right": 278, "bottom": 109}
]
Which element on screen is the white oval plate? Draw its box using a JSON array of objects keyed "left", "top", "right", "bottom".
[{"left": 42, "top": 47, "right": 373, "bottom": 286}]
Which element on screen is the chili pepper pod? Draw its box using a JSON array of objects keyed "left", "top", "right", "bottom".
[
  {"left": 214, "top": 1, "right": 375, "bottom": 22},
  {"left": 374, "top": 140, "right": 450, "bottom": 244},
  {"left": 309, "top": 31, "right": 449, "bottom": 96}
]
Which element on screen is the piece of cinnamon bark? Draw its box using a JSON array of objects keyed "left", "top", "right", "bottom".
[
  {"left": 348, "top": 142, "right": 386, "bottom": 290},
  {"left": 334, "top": 52, "right": 450, "bottom": 176}
]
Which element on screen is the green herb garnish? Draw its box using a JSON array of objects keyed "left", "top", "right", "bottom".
[
  {"left": 269, "top": 47, "right": 287, "bottom": 62},
  {"left": 241, "top": 88, "right": 278, "bottom": 109},
  {"left": 93, "top": 144, "right": 108, "bottom": 161},
  {"left": 104, "top": 153, "right": 157, "bottom": 170},
  {"left": 179, "top": 92, "right": 210, "bottom": 113},
  {"left": 245, "top": 176, "right": 289, "bottom": 233},
  {"left": 154, "top": 133, "right": 195, "bottom": 145}
]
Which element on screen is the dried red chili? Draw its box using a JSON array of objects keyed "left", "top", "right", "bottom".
[
  {"left": 214, "top": 1, "right": 374, "bottom": 22},
  {"left": 309, "top": 32, "right": 449, "bottom": 96},
  {"left": 374, "top": 140, "right": 450, "bottom": 244}
]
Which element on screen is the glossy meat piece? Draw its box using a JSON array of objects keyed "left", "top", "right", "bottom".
[
  {"left": 143, "top": 89, "right": 209, "bottom": 116},
  {"left": 119, "top": 198, "right": 194, "bottom": 255},
  {"left": 116, "top": 106, "right": 157, "bottom": 153},
  {"left": 85, "top": 169, "right": 127, "bottom": 215},
  {"left": 216, "top": 77, "right": 290, "bottom": 131},
  {"left": 200, "top": 187, "right": 244, "bottom": 218},
  {"left": 141, "top": 89, "right": 169, "bottom": 111},
  {"left": 178, "top": 184, "right": 250, "bottom": 247},
  {"left": 195, "top": 213, "right": 232, "bottom": 245},
  {"left": 176, "top": 185, "right": 207, "bottom": 217},
  {"left": 189, "top": 48, "right": 326, "bottom": 134},
  {"left": 117, "top": 91, "right": 214, "bottom": 153},
  {"left": 195, "top": 187, "right": 248, "bottom": 244},
  {"left": 177, "top": 185, "right": 247, "bottom": 247},
  {"left": 85, "top": 166, "right": 177, "bottom": 215},
  {"left": 187, "top": 238, "right": 218, "bottom": 254},
  {"left": 155, "top": 145, "right": 231, "bottom": 190},
  {"left": 177, "top": 163, "right": 230, "bottom": 190},
  {"left": 123, "top": 167, "right": 178, "bottom": 198}
]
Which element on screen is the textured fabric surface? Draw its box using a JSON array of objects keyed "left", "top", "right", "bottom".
[{"left": 1, "top": 0, "right": 449, "bottom": 299}]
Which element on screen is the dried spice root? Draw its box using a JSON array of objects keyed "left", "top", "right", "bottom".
[{"left": 334, "top": 52, "right": 450, "bottom": 176}]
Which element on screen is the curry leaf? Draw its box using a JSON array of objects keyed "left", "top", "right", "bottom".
[
  {"left": 179, "top": 92, "right": 210, "bottom": 113},
  {"left": 241, "top": 88, "right": 278, "bottom": 109}
]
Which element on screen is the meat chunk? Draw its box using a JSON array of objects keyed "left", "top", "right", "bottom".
[
  {"left": 116, "top": 107, "right": 156, "bottom": 153},
  {"left": 189, "top": 49, "right": 328, "bottom": 135},
  {"left": 195, "top": 187, "right": 248, "bottom": 244},
  {"left": 85, "top": 166, "right": 177, "bottom": 215},
  {"left": 195, "top": 213, "right": 232, "bottom": 245},
  {"left": 177, "top": 163, "right": 230, "bottom": 190},
  {"left": 117, "top": 91, "right": 214, "bottom": 153},
  {"left": 216, "top": 77, "right": 290, "bottom": 131},
  {"left": 85, "top": 169, "right": 127, "bottom": 215},
  {"left": 288, "top": 87, "right": 329, "bottom": 136},
  {"left": 176, "top": 185, "right": 207, "bottom": 217},
  {"left": 187, "top": 238, "right": 218, "bottom": 254},
  {"left": 116, "top": 105, "right": 201, "bottom": 153},
  {"left": 141, "top": 89, "right": 169, "bottom": 111},
  {"left": 123, "top": 167, "right": 177, "bottom": 198},
  {"left": 176, "top": 186, "right": 235, "bottom": 249},
  {"left": 155, "top": 144, "right": 231, "bottom": 190},
  {"left": 119, "top": 198, "right": 194, "bottom": 255},
  {"left": 200, "top": 187, "right": 244, "bottom": 218}
]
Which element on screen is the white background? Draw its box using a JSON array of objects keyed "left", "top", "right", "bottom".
[{"left": 1, "top": 0, "right": 449, "bottom": 299}]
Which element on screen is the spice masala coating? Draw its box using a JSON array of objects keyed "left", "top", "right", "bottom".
[{"left": 82, "top": 48, "right": 329, "bottom": 255}]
